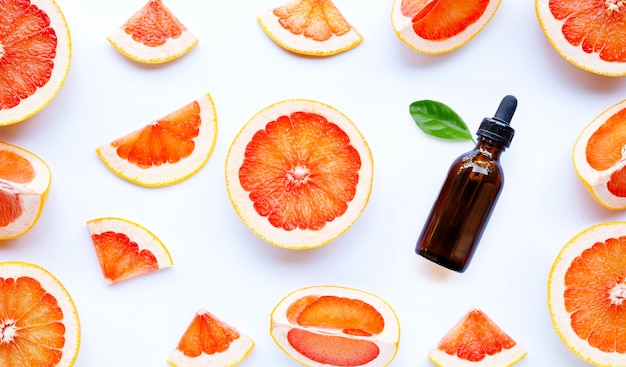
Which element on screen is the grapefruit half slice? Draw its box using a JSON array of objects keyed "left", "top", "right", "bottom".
[
  {"left": 225, "top": 99, "right": 373, "bottom": 249},
  {"left": 549, "top": 222, "right": 626, "bottom": 367},
  {"left": 0, "top": 261, "right": 80, "bottom": 367},
  {"left": 0, "top": 142, "right": 51, "bottom": 240},
  {"left": 429, "top": 308, "right": 526, "bottom": 367},
  {"left": 87, "top": 217, "right": 173, "bottom": 284},
  {"left": 0, "top": 0, "right": 71, "bottom": 125},
  {"left": 167, "top": 308, "right": 255, "bottom": 367}
]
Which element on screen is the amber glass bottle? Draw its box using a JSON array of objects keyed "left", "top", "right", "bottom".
[{"left": 415, "top": 95, "right": 517, "bottom": 273}]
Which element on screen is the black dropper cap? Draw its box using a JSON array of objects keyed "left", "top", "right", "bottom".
[{"left": 476, "top": 95, "right": 517, "bottom": 147}]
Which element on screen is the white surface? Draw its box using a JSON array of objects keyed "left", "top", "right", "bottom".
[{"left": 2, "top": 1, "right": 624, "bottom": 366}]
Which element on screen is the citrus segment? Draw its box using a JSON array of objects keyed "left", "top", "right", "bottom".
[
  {"left": 572, "top": 99, "right": 626, "bottom": 210},
  {"left": 0, "top": 142, "right": 51, "bottom": 240},
  {"left": 428, "top": 308, "right": 526, "bottom": 367},
  {"left": 167, "top": 308, "right": 254, "bottom": 367},
  {"left": 0, "top": 0, "right": 71, "bottom": 125},
  {"left": 549, "top": 222, "right": 626, "bottom": 366},
  {"left": 0, "top": 261, "right": 80, "bottom": 367},
  {"left": 225, "top": 99, "right": 373, "bottom": 249},
  {"left": 96, "top": 93, "right": 218, "bottom": 187},
  {"left": 258, "top": 0, "right": 363, "bottom": 56},
  {"left": 107, "top": 0, "right": 198, "bottom": 64},
  {"left": 270, "top": 285, "right": 400, "bottom": 367},
  {"left": 391, "top": 0, "right": 501, "bottom": 54},
  {"left": 536, "top": 0, "right": 626, "bottom": 76},
  {"left": 86, "top": 217, "right": 173, "bottom": 284}
]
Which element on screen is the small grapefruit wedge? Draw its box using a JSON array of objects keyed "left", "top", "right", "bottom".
[
  {"left": 258, "top": 0, "right": 363, "bottom": 56},
  {"left": 548, "top": 222, "right": 626, "bottom": 367},
  {"left": 225, "top": 99, "right": 373, "bottom": 249},
  {"left": 0, "top": 142, "right": 51, "bottom": 240},
  {"left": 270, "top": 285, "right": 400, "bottom": 367},
  {"left": 0, "top": 261, "right": 80, "bottom": 367},
  {"left": 167, "top": 308, "right": 255, "bottom": 367},
  {"left": 428, "top": 307, "right": 526, "bottom": 367},
  {"left": 572, "top": 99, "right": 626, "bottom": 210},
  {"left": 96, "top": 93, "right": 218, "bottom": 187},
  {"left": 0, "top": 0, "right": 71, "bottom": 125},
  {"left": 391, "top": 0, "right": 501, "bottom": 54},
  {"left": 107, "top": 0, "right": 198, "bottom": 64},
  {"left": 87, "top": 217, "right": 173, "bottom": 284},
  {"left": 536, "top": 0, "right": 626, "bottom": 76}
]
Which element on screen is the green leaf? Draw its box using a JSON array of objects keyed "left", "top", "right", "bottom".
[{"left": 409, "top": 100, "right": 475, "bottom": 143}]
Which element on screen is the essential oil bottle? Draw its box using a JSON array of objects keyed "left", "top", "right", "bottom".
[{"left": 415, "top": 95, "right": 517, "bottom": 273}]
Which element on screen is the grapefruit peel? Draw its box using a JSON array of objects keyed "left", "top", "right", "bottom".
[
  {"left": 0, "top": 142, "right": 52, "bottom": 240},
  {"left": 391, "top": 0, "right": 502, "bottom": 54},
  {"left": 167, "top": 308, "right": 255, "bottom": 367},
  {"left": 0, "top": 261, "right": 80, "bottom": 367},
  {"left": 548, "top": 222, "right": 626, "bottom": 367},
  {"left": 96, "top": 93, "right": 218, "bottom": 187},
  {"left": 270, "top": 285, "right": 400, "bottom": 367},
  {"left": 87, "top": 217, "right": 173, "bottom": 284},
  {"left": 225, "top": 99, "right": 374, "bottom": 250},
  {"left": 107, "top": 0, "right": 198, "bottom": 64},
  {"left": 257, "top": 0, "right": 363, "bottom": 56},
  {"left": 0, "top": 0, "right": 72, "bottom": 126},
  {"left": 572, "top": 99, "right": 626, "bottom": 210}
]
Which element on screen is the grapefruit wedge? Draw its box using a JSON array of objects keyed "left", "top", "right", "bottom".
[
  {"left": 258, "top": 0, "right": 363, "bottom": 56},
  {"left": 573, "top": 99, "right": 626, "bottom": 210},
  {"left": 0, "top": 261, "right": 80, "bottom": 367},
  {"left": 96, "top": 93, "right": 218, "bottom": 187},
  {"left": 225, "top": 99, "right": 373, "bottom": 249},
  {"left": 167, "top": 308, "right": 254, "bottom": 367},
  {"left": 428, "top": 308, "right": 526, "bottom": 367},
  {"left": 87, "top": 217, "right": 173, "bottom": 284},
  {"left": 270, "top": 285, "right": 400, "bottom": 367},
  {"left": 108, "top": 0, "right": 198, "bottom": 64},
  {"left": 391, "top": 0, "right": 501, "bottom": 54},
  {"left": 0, "top": 0, "right": 71, "bottom": 125},
  {"left": 549, "top": 222, "right": 626, "bottom": 367},
  {"left": 0, "top": 142, "right": 51, "bottom": 240},
  {"left": 536, "top": 0, "right": 626, "bottom": 76}
]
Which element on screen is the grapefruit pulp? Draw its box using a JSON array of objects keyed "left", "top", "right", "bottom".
[{"left": 225, "top": 99, "right": 373, "bottom": 249}]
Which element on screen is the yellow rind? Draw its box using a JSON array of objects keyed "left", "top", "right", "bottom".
[
  {"left": 107, "top": 29, "right": 198, "bottom": 64},
  {"left": 548, "top": 221, "right": 626, "bottom": 367},
  {"left": 0, "top": 0, "right": 72, "bottom": 126},
  {"left": 0, "top": 261, "right": 81, "bottom": 367},
  {"left": 225, "top": 99, "right": 374, "bottom": 250}
]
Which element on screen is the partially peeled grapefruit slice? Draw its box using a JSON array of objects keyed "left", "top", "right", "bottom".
[
  {"left": 270, "top": 285, "right": 400, "bottom": 367},
  {"left": 391, "top": 0, "right": 501, "bottom": 54},
  {"left": 167, "top": 308, "right": 254, "bottom": 367},
  {"left": 225, "top": 99, "right": 373, "bottom": 249},
  {"left": 0, "top": 142, "right": 51, "bottom": 240},
  {"left": 573, "top": 99, "right": 626, "bottom": 210},
  {"left": 428, "top": 308, "right": 526, "bottom": 367}
]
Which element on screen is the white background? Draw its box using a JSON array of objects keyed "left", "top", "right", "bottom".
[{"left": 2, "top": 0, "right": 625, "bottom": 366}]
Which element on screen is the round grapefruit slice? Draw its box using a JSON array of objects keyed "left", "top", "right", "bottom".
[
  {"left": 0, "top": 261, "right": 80, "bottom": 367},
  {"left": 270, "top": 285, "right": 400, "bottom": 367},
  {"left": 391, "top": 0, "right": 501, "bottom": 54},
  {"left": 107, "top": 0, "right": 198, "bottom": 64},
  {"left": 96, "top": 93, "right": 218, "bottom": 187},
  {"left": 536, "top": 0, "right": 626, "bottom": 76},
  {"left": 572, "top": 99, "right": 626, "bottom": 210},
  {"left": 257, "top": 0, "right": 363, "bottom": 56},
  {"left": 548, "top": 222, "right": 626, "bottom": 367},
  {"left": 225, "top": 99, "right": 373, "bottom": 249},
  {"left": 0, "top": 142, "right": 51, "bottom": 240},
  {"left": 87, "top": 217, "right": 173, "bottom": 284},
  {"left": 0, "top": 0, "right": 72, "bottom": 125},
  {"left": 428, "top": 307, "right": 526, "bottom": 367},
  {"left": 167, "top": 308, "right": 255, "bottom": 367}
]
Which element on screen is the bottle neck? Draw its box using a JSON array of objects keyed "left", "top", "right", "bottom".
[{"left": 475, "top": 136, "right": 506, "bottom": 160}]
